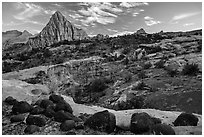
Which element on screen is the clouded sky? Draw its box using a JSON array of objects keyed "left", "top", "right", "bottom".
[{"left": 2, "top": 2, "right": 202, "bottom": 36}]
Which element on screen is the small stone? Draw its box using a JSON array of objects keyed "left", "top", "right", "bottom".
[
  {"left": 12, "top": 101, "right": 33, "bottom": 114},
  {"left": 4, "top": 96, "right": 18, "bottom": 105},
  {"left": 60, "top": 120, "right": 75, "bottom": 131},
  {"left": 54, "top": 110, "right": 81, "bottom": 123},
  {"left": 85, "top": 110, "right": 116, "bottom": 133},
  {"left": 49, "top": 94, "right": 64, "bottom": 103},
  {"left": 30, "top": 106, "right": 44, "bottom": 115},
  {"left": 151, "top": 124, "right": 175, "bottom": 135},
  {"left": 24, "top": 125, "right": 40, "bottom": 134},
  {"left": 31, "top": 89, "right": 42, "bottom": 95},
  {"left": 55, "top": 101, "right": 73, "bottom": 114},
  {"left": 173, "top": 113, "right": 199, "bottom": 126},
  {"left": 26, "top": 115, "right": 46, "bottom": 127},
  {"left": 10, "top": 114, "right": 25, "bottom": 123},
  {"left": 40, "top": 99, "right": 54, "bottom": 109},
  {"left": 130, "top": 112, "right": 153, "bottom": 134}
]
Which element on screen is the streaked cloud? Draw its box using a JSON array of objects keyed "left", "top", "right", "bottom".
[
  {"left": 78, "top": 2, "right": 122, "bottom": 26},
  {"left": 132, "top": 12, "right": 139, "bottom": 17},
  {"left": 172, "top": 12, "right": 200, "bottom": 21},
  {"left": 120, "top": 2, "right": 149, "bottom": 8},
  {"left": 144, "top": 16, "right": 161, "bottom": 26},
  {"left": 183, "top": 23, "right": 195, "bottom": 27},
  {"left": 107, "top": 28, "right": 118, "bottom": 32}
]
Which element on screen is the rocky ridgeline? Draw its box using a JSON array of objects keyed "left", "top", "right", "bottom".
[
  {"left": 27, "top": 11, "right": 88, "bottom": 48},
  {"left": 3, "top": 94, "right": 199, "bottom": 135}
]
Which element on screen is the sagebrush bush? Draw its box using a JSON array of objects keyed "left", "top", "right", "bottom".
[
  {"left": 138, "top": 70, "right": 147, "bottom": 79},
  {"left": 165, "top": 67, "right": 179, "bottom": 77},
  {"left": 143, "top": 62, "right": 152, "bottom": 69},
  {"left": 182, "top": 63, "right": 200, "bottom": 76},
  {"left": 86, "top": 78, "right": 108, "bottom": 93},
  {"left": 155, "top": 59, "right": 165, "bottom": 68}
]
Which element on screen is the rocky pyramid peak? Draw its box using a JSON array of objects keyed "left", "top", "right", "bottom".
[
  {"left": 27, "top": 11, "right": 88, "bottom": 48},
  {"left": 136, "top": 28, "right": 146, "bottom": 34}
]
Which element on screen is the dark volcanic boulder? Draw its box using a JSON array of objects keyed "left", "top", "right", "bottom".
[
  {"left": 40, "top": 99, "right": 55, "bottom": 109},
  {"left": 4, "top": 96, "right": 18, "bottom": 105},
  {"left": 151, "top": 124, "right": 175, "bottom": 135},
  {"left": 34, "top": 99, "right": 43, "bottom": 106},
  {"left": 130, "top": 112, "right": 153, "bottom": 134},
  {"left": 84, "top": 110, "right": 116, "bottom": 133},
  {"left": 60, "top": 120, "right": 75, "bottom": 131},
  {"left": 173, "top": 113, "right": 199, "bottom": 126},
  {"left": 54, "top": 110, "right": 81, "bottom": 122},
  {"left": 44, "top": 107, "right": 56, "bottom": 118},
  {"left": 10, "top": 114, "right": 25, "bottom": 123},
  {"left": 12, "top": 101, "right": 33, "bottom": 114},
  {"left": 151, "top": 117, "right": 162, "bottom": 125},
  {"left": 55, "top": 101, "right": 73, "bottom": 114},
  {"left": 49, "top": 94, "right": 64, "bottom": 103},
  {"left": 24, "top": 125, "right": 40, "bottom": 134},
  {"left": 26, "top": 115, "right": 46, "bottom": 127},
  {"left": 30, "top": 106, "right": 44, "bottom": 115}
]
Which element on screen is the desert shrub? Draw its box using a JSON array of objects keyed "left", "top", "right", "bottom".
[
  {"left": 86, "top": 78, "right": 108, "bottom": 93},
  {"left": 165, "top": 67, "right": 179, "bottom": 77},
  {"left": 124, "top": 73, "right": 132, "bottom": 83},
  {"left": 197, "top": 40, "right": 202, "bottom": 52},
  {"left": 155, "top": 59, "right": 165, "bottom": 68},
  {"left": 132, "top": 81, "right": 147, "bottom": 90},
  {"left": 138, "top": 70, "right": 147, "bottom": 79},
  {"left": 143, "top": 62, "right": 152, "bottom": 69},
  {"left": 182, "top": 63, "right": 200, "bottom": 76},
  {"left": 116, "top": 95, "right": 144, "bottom": 110}
]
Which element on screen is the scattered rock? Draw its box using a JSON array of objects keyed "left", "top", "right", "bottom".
[
  {"left": 10, "top": 114, "right": 25, "bottom": 123},
  {"left": 34, "top": 99, "right": 43, "bottom": 106},
  {"left": 30, "top": 106, "right": 44, "bottom": 115},
  {"left": 12, "top": 101, "right": 33, "bottom": 114},
  {"left": 130, "top": 112, "right": 153, "bottom": 134},
  {"left": 44, "top": 107, "right": 56, "bottom": 118},
  {"left": 49, "top": 94, "right": 64, "bottom": 103},
  {"left": 151, "top": 124, "right": 175, "bottom": 135},
  {"left": 55, "top": 101, "right": 73, "bottom": 114},
  {"left": 173, "top": 113, "right": 198, "bottom": 126},
  {"left": 54, "top": 110, "right": 81, "bottom": 122},
  {"left": 60, "top": 120, "right": 75, "bottom": 131},
  {"left": 85, "top": 110, "right": 116, "bottom": 133},
  {"left": 40, "top": 99, "right": 55, "bottom": 109},
  {"left": 26, "top": 115, "right": 46, "bottom": 127},
  {"left": 4, "top": 96, "right": 18, "bottom": 105},
  {"left": 151, "top": 117, "right": 162, "bottom": 125},
  {"left": 24, "top": 125, "right": 40, "bottom": 134}
]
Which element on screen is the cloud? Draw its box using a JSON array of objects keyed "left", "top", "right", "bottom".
[
  {"left": 78, "top": 2, "right": 122, "bottom": 26},
  {"left": 107, "top": 28, "right": 118, "bottom": 32},
  {"left": 172, "top": 12, "right": 200, "bottom": 21},
  {"left": 120, "top": 2, "right": 149, "bottom": 8},
  {"left": 110, "top": 31, "right": 134, "bottom": 37},
  {"left": 132, "top": 12, "right": 139, "bottom": 17},
  {"left": 144, "top": 16, "right": 161, "bottom": 26},
  {"left": 183, "top": 23, "right": 194, "bottom": 27}
]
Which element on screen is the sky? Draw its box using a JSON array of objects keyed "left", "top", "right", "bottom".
[{"left": 2, "top": 2, "right": 202, "bottom": 36}]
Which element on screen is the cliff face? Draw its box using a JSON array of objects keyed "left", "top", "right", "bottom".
[{"left": 27, "top": 11, "right": 88, "bottom": 48}]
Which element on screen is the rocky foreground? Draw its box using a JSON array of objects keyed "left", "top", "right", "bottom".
[{"left": 2, "top": 77, "right": 202, "bottom": 135}]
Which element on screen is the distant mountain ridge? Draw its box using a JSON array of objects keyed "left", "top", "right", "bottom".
[
  {"left": 27, "top": 11, "right": 88, "bottom": 48},
  {"left": 2, "top": 30, "right": 32, "bottom": 50}
]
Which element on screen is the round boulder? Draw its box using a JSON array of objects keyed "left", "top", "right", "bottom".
[
  {"left": 173, "top": 113, "right": 199, "bottom": 126},
  {"left": 55, "top": 101, "right": 73, "bottom": 114},
  {"left": 54, "top": 110, "right": 81, "bottom": 123},
  {"left": 151, "top": 124, "right": 176, "bottom": 135},
  {"left": 12, "top": 101, "right": 33, "bottom": 114},
  {"left": 40, "top": 99, "right": 54, "bottom": 109},
  {"left": 49, "top": 94, "right": 64, "bottom": 103},
  {"left": 130, "top": 112, "right": 153, "bottom": 134},
  {"left": 85, "top": 110, "right": 116, "bottom": 133},
  {"left": 30, "top": 106, "right": 44, "bottom": 115},
  {"left": 43, "top": 107, "right": 56, "bottom": 118},
  {"left": 60, "top": 120, "right": 75, "bottom": 131},
  {"left": 26, "top": 115, "right": 46, "bottom": 127},
  {"left": 24, "top": 125, "right": 40, "bottom": 134},
  {"left": 10, "top": 114, "right": 25, "bottom": 123},
  {"left": 4, "top": 96, "right": 18, "bottom": 105}
]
